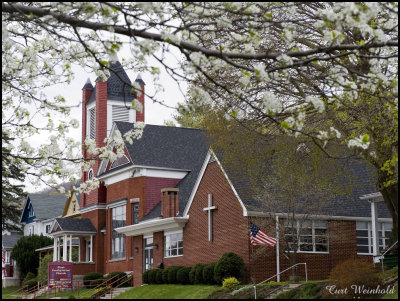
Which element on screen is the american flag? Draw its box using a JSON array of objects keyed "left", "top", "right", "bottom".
[{"left": 249, "top": 221, "right": 277, "bottom": 247}]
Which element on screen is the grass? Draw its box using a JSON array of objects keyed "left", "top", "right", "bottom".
[
  {"left": 115, "top": 284, "right": 221, "bottom": 299},
  {"left": 2, "top": 285, "right": 23, "bottom": 299},
  {"left": 381, "top": 285, "right": 398, "bottom": 299},
  {"left": 36, "top": 287, "right": 93, "bottom": 299}
]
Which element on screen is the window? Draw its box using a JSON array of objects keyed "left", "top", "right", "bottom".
[
  {"left": 28, "top": 204, "right": 34, "bottom": 217},
  {"left": 111, "top": 205, "right": 126, "bottom": 259},
  {"left": 284, "top": 219, "right": 328, "bottom": 253},
  {"left": 29, "top": 226, "right": 34, "bottom": 236},
  {"left": 88, "top": 169, "right": 94, "bottom": 181},
  {"left": 356, "top": 221, "right": 393, "bottom": 254},
  {"left": 132, "top": 203, "right": 139, "bottom": 225},
  {"left": 88, "top": 107, "right": 96, "bottom": 139},
  {"left": 144, "top": 237, "right": 153, "bottom": 271},
  {"left": 73, "top": 202, "right": 76, "bottom": 212},
  {"left": 45, "top": 225, "right": 51, "bottom": 234},
  {"left": 164, "top": 231, "right": 183, "bottom": 258}
]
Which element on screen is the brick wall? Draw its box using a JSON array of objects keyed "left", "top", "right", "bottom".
[{"left": 145, "top": 178, "right": 180, "bottom": 215}]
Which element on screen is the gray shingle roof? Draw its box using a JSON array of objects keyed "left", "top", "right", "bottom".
[
  {"left": 28, "top": 194, "right": 67, "bottom": 220},
  {"left": 2, "top": 232, "right": 23, "bottom": 249},
  {"left": 104, "top": 122, "right": 209, "bottom": 221},
  {"left": 53, "top": 218, "right": 97, "bottom": 233},
  {"left": 87, "top": 61, "right": 136, "bottom": 106}
]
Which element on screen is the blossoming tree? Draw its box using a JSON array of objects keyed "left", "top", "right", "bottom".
[{"left": 2, "top": 2, "right": 397, "bottom": 233}]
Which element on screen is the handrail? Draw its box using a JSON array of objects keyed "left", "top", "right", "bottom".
[
  {"left": 108, "top": 272, "right": 133, "bottom": 299},
  {"left": 253, "top": 262, "right": 308, "bottom": 299},
  {"left": 86, "top": 271, "right": 133, "bottom": 299},
  {"left": 376, "top": 241, "right": 398, "bottom": 272},
  {"left": 79, "top": 272, "right": 124, "bottom": 299}
]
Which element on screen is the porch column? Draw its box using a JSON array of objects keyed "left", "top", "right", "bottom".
[
  {"left": 53, "top": 237, "right": 57, "bottom": 261},
  {"left": 63, "top": 234, "right": 67, "bottom": 262},
  {"left": 370, "top": 201, "right": 379, "bottom": 262},
  {"left": 89, "top": 235, "right": 93, "bottom": 262},
  {"left": 78, "top": 240, "right": 81, "bottom": 262},
  {"left": 57, "top": 237, "right": 61, "bottom": 261},
  {"left": 69, "top": 235, "right": 73, "bottom": 262}
]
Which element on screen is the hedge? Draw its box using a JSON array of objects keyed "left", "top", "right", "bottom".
[
  {"left": 202, "top": 262, "right": 217, "bottom": 284},
  {"left": 106, "top": 271, "right": 128, "bottom": 287},
  {"left": 83, "top": 272, "right": 104, "bottom": 288},
  {"left": 214, "top": 252, "right": 244, "bottom": 284},
  {"left": 176, "top": 267, "right": 191, "bottom": 284}
]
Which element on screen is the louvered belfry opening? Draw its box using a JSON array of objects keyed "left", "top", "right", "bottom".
[
  {"left": 112, "top": 105, "right": 130, "bottom": 123},
  {"left": 89, "top": 107, "right": 96, "bottom": 139}
]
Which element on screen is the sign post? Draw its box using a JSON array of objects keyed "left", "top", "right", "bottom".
[{"left": 48, "top": 262, "right": 73, "bottom": 298}]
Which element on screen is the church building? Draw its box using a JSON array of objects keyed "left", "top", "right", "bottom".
[{"left": 49, "top": 61, "right": 393, "bottom": 286}]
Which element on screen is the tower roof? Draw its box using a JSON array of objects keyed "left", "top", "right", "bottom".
[
  {"left": 87, "top": 61, "right": 136, "bottom": 105},
  {"left": 82, "top": 78, "right": 94, "bottom": 90}
]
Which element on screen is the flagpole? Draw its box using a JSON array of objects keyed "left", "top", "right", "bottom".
[{"left": 276, "top": 215, "right": 280, "bottom": 282}]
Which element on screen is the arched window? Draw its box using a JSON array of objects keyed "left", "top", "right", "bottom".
[{"left": 88, "top": 168, "right": 94, "bottom": 181}]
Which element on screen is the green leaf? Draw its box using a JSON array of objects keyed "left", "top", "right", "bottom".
[
  {"left": 281, "top": 121, "right": 290, "bottom": 129},
  {"left": 100, "top": 60, "right": 109, "bottom": 66},
  {"left": 265, "top": 13, "right": 272, "bottom": 18},
  {"left": 29, "top": 13, "right": 34, "bottom": 19},
  {"left": 362, "top": 134, "right": 370, "bottom": 143},
  {"left": 231, "top": 110, "right": 237, "bottom": 117}
]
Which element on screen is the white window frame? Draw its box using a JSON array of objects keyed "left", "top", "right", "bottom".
[
  {"left": 284, "top": 220, "right": 329, "bottom": 254},
  {"left": 356, "top": 221, "right": 393, "bottom": 255},
  {"left": 111, "top": 204, "right": 126, "bottom": 259},
  {"left": 164, "top": 230, "right": 183, "bottom": 258}
]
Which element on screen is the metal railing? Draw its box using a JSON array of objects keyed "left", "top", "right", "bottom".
[
  {"left": 80, "top": 272, "right": 133, "bottom": 299},
  {"left": 374, "top": 240, "right": 398, "bottom": 272},
  {"left": 253, "top": 262, "right": 307, "bottom": 299},
  {"left": 105, "top": 271, "right": 134, "bottom": 299}
]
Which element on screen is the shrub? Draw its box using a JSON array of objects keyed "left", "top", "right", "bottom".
[
  {"left": 23, "top": 272, "right": 36, "bottom": 285},
  {"left": 142, "top": 270, "right": 150, "bottom": 284},
  {"left": 155, "top": 269, "right": 164, "bottom": 284},
  {"left": 189, "top": 266, "right": 196, "bottom": 284},
  {"left": 68, "top": 294, "right": 76, "bottom": 299},
  {"left": 83, "top": 272, "right": 103, "bottom": 288},
  {"left": 167, "top": 266, "right": 184, "bottom": 284},
  {"left": 222, "top": 277, "right": 240, "bottom": 289},
  {"left": 147, "top": 269, "right": 158, "bottom": 284},
  {"left": 194, "top": 263, "right": 207, "bottom": 284},
  {"left": 24, "top": 278, "right": 38, "bottom": 290},
  {"left": 275, "top": 289, "right": 297, "bottom": 299},
  {"left": 11, "top": 234, "right": 53, "bottom": 279},
  {"left": 327, "top": 258, "right": 380, "bottom": 298},
  {"left": 106, "top": 271, "right": 128, "bottom": 287},
  {"left": 162, "top": 268, "right": 169, "bottom": 283},
  {"left": 202, "top": 262, "right": 217, "bottom": 284},
  {"left": 37, "top": 253, "right": 53, "bottom": 283},
  {"left": 214, "top": 252, "right": 244, "bottom": 284},
  {"left": 177, "top": 267, "right": 191, "bottom": 285}
]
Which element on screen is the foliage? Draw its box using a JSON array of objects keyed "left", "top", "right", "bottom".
[
  {"left": 106, "top": 271, "right": 128, "bottom": 287},
  {"left": 162, "top": 268, "right": 169, "bottom": 284},
  {"left": 147, "top": 269, "right": 158, "bottom": 284},
  {"left": 167, "top": 266, "right": 184, "bottom": 284},
  {"left": 202, "top": 262, "right": 217, "bottom": 284},
  {"left": 88, "top": 285, "right": 112, "bottom": 299},
  {"left": 327, "top": 258, "right": 381, "bottom": 298},
  {"left": 23, "top": 272, "right": 36, "bottom": 284},
  {"left": 214, "top": 252, "right": 245, "bottom": 284},
  {"left": 193, "top": 263, "right": 207, "bottom": 284},
  {"left": 155, "top": 269, "right": 164, "bottom": 284},
  {"left": 298, "top": 284, "right": 321, "bottom": 299},
  {"left": 176, "top": 266, "right": 192, "bottom": 285},
  {"left": 275, "top": 288, "right": 297, "bottom": 299},
  {"left": 83, "top": 272, "right": 104, "bottom": 288},
  {"left": 37, "top": 253, "right": 53, "bottom": 283},
  {"left": 189, "top": 265, "right": 196, "bottom": 284},
  {"left": 222, "top": 277, "right": 240, "bottom": 289},
  {"left": 2, "top": 132, "right": 26, "bottom": 231},
  {"left": 11, "top": 234, "right": 53, "bottom": 279},
  {"left": 24, "top": 278, "right": 38, "bottom": 290},
  {"left": 142, "top": 270, "right": 150, "bottom": 284},
  {"left": 68, "top": 294, "right": 76, "bottom": 299}
]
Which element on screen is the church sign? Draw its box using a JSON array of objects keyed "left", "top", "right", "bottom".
[{"left": 48, "top": 262, "right": 73, "bottom": 289}]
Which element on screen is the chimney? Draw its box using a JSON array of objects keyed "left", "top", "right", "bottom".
[
  {"left": 161, "top": 188, "right": 179, "bottom": 218},
  {"left": 135, "top": 74, "right": 145, "bottom": 123},
  {"left": 95, "top": 78, "right": 108, "bottom": 149}
]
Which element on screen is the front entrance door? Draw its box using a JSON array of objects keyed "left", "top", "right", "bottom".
[{"left": 143, "top": 236, "right": 153, "bottom": 271}]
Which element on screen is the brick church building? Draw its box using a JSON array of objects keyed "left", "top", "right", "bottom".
[{"left": 49, "top": 61, "right": 392, "bottom": 286}]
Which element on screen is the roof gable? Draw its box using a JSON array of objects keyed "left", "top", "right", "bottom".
[
  {"left": 50, "top": 218, "right": 97, "bottom": 234},
  {"left": 62, "top": 189, "right": 81, "bottom": 218},
  {"left": 21, "top": 194, "right": 67, "bottom": 222}
]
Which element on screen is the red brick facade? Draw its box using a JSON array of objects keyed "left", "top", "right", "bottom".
[{"left": 76, "top": 69, "right": 375, "bottom": 287}]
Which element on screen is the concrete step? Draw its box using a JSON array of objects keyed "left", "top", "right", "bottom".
[
  {"left": 100, "top": 287, "right": 132, "bottom": 299},
  {"left": 267, "top": 283, "right": 302, "bottom": 299}
]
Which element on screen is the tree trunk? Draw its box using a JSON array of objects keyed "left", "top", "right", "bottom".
[{"left": 379, "top": 182, "right": 398, "bottom": 240}]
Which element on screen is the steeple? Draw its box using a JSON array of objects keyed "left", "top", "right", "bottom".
[{"left": 82, "top": 78, "right": 94, "bottom": 90}]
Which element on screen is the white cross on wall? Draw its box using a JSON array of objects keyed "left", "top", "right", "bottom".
[{"left": 203, "top": 193, "right": 217, "bottom": 241}]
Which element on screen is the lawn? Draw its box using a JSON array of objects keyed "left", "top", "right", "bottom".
[
  {"left": 2, "top": 285, "right": 23, "bottom": 299},
  {"left": 115, "top": 284, "right": 221, "bottom": 299}
]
